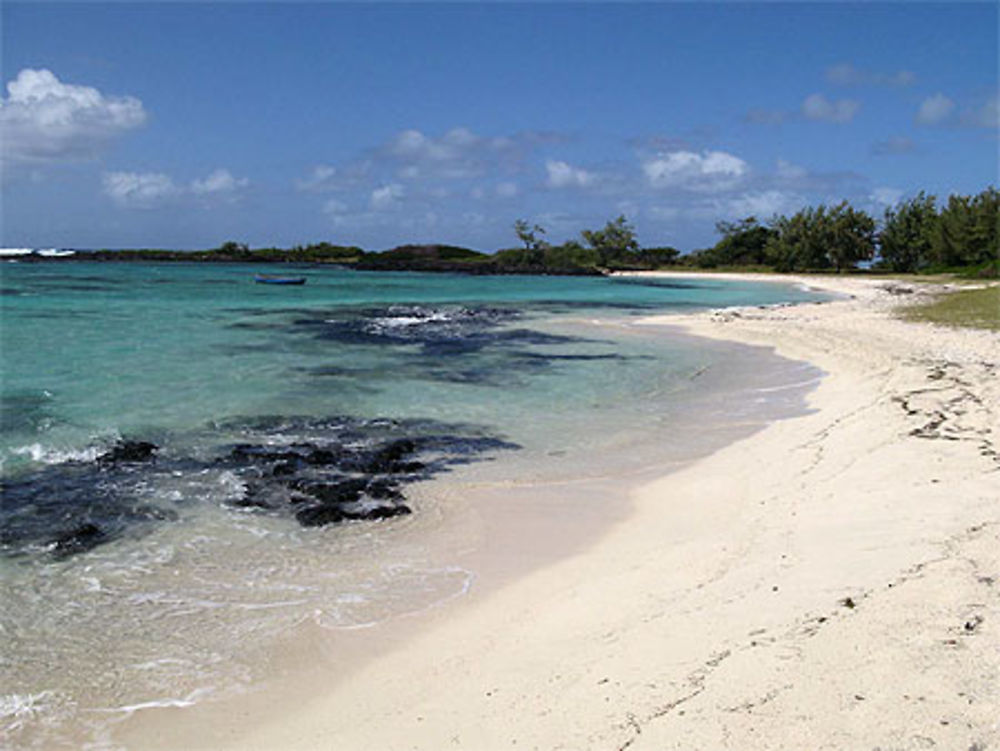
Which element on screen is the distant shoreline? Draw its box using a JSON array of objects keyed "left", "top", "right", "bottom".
[{"left": 8, "top": 248, "right": 992, "bottom": 282}]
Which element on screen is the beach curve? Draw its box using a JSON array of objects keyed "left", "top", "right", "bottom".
[{"left": 122, "top": 273, "right": 1000, "bottom": 750}]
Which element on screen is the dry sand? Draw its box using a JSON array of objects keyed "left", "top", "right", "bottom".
[{"left": 193, "top": 274, "right": 1000, "bottom": 750}]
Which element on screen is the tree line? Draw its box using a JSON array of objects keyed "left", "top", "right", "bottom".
[
  {"left": 493, "top": 216, "right": 680, "bottom": 273},
  {"left": 686, "top": 186, "right": 998, "bottom": 275},
  {"left": 69, "top": 186, "right": 996, "bottom": 277},
  {"left": 501, "top": 186, "right": 996, "bottom": 276}
]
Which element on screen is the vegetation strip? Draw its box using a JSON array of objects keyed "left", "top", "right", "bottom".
[
  {"left": 10, "top": 187, "right": 997, "bottom": 278},
  {"left": 902, "top": 285, "right": 1000, "bottom": 331}
]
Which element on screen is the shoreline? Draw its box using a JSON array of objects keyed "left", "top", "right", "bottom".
[{"left": 122, "top": 273, "right": 999, "bottom": 749}]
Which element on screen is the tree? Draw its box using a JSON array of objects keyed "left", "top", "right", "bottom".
[
  {"left": 213, "top": 241, "right": 252, "bottom": 259},
  {"left": 879, "top": 192, "right": 938, "bottom": 272},
  {"left": 930, "top": 194, "right": 977, "bottom": 267},
  {"left": 513, "top": 220, "right": 549, "bottom": 252},
  {"left": 766, "top": 202, "right": 875, "bottom": 272},
  {"left": 826, "top": 201, "right": 876, "bottom": 272},
  {"left": 637, "top": 246, "right": 681, "bottom": 267},
  {"left": 581, "top": 215, "right": 639, "bottom": 267},
  {"left": 766, "top": 207, "right": 828, "bottom": 271},
  {"left": 968, "top": 187, "right": 999, "bottom": 266},
  {"left": 709, "top": 216, "right": 776, "bottom": 266}
]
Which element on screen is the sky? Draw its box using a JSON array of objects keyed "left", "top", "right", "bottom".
[{"left": 2, "top": 2, "right": 997, "bottom": 252}]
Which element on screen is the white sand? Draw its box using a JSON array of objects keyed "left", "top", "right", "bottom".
[{"left": 140, "top": 274, "right": 1000, "bottom": 749}]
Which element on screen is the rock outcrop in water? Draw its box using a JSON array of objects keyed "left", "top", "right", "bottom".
[
  {"left": 97, "top": 440, "right": 158, "bottom": 464},
  {"left": 0, "top": 420, "right": 518, "bottom": 561}
]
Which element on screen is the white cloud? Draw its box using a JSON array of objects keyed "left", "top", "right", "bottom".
[
  {"left": 102, "top": 171, "right": 179, "bottom": 208},
  {"left": 801, "top": 93, "right": 861, "bottom": 123},
  {"left": 190, "top": 168, "right": 248, "bottom": 196},
  {"left": 383, "top": 127, "right": 519, "bottom": 179},
  {"left": 103, "top": 167, "right": 246, "bottom": 208},
  {"left": 826, "top": 63, "right": 915, "bottom": 87},
  {"left": 724, "top": 190, "right": 803, "bottom": 219},
  {"left": 1, "top": 68, "right": 146, "bottom": 163},
  {"left": 370, "top": 183, "right": 404, "bottom": 210},
  {"left": 642, "top": 150, "right": 748, "bottom": 191},
  {"left": 916, "top": 93, "right": 955, "bottom": 125},
  {"left": 389, "top": 127, "right": 479, "bottom": 162},
  {"left": 545, "top": 159, "right": 596, "bottom": 189},
  {"left": 296, "top": 165, "right": 337, "bottom": 191}
]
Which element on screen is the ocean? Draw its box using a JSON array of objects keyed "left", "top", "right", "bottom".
[{"left": 0, "top": 261, "right": 828, "bottom": 748}]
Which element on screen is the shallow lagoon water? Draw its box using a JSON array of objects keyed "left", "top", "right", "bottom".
[{"left": 0, "top": 262, "right": 828, "bottom": 748}]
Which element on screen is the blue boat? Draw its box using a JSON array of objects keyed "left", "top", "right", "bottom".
[{"left": 254, "top": 274, "right": 306, "bottom": 285}]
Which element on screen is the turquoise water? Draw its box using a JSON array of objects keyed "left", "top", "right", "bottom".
[
  {"left": 0, "top": 262, "right": 823, "bottom": 468},
  {"left": 0, "top": 261, "right": 828, "bottom": 747}
]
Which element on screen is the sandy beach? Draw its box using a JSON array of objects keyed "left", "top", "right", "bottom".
[{"left": 130, "top": 273, "right": 998, "bottom": 750}]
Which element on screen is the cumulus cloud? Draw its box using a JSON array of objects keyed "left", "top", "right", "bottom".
[
  {"left": 916, "top": 93, "right": 955, "bottom": 125},
  {"left": 825, "top": 62, "right": 915, "bottom": 87},
  {"left": 545, "top": 159, "right": 596, "bottom": 189},
  {"left": 191, "top": 168, "right": 248, "bottom": 196},
  {"left": 383, "top": 127, "right": 521, "bottom": 179},
  {"left": 103, "top": 167, "right": 247, "bottom": 208},
  {"left": 370, "top": 183, "right": 404, "bottom": 210},
  {"left": 389, "top": 128, "right": 475, "bottom": 161},
  {"left": 296, "top": 165, "right": 338, "bottom": 191},
  {"left": 642, "top": 150, "right": 748, "bottom": 191},
  {"left": 1, "top": 68, "right": 146, "bottom": 163},
  {"left": 723, "top": 190, "right": 804, "bottom": 219},
  {"left": 801, "top": 93, "right": 861, "bottom": 123},
  {"left": 102, "top": 171, "right": 180, "bottom": 208}
]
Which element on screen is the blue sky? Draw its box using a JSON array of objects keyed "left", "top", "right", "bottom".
[{"left": 2, "top": 2, "right": 997, "bottom": 252}]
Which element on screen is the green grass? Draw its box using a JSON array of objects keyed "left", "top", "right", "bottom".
[{"left": 902, "top": 284, "right": 1000, "bottom": 331}]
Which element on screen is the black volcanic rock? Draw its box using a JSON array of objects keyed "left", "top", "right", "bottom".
[
  {"left": 296, "top": 477, "right": 368, "bottom": 505},
  {"left": 50, "top": 523, "right": 105, "bottom": 558},
  {"left": 98, "top": 440, "right": 158, "bottom": 465},
  {"left": 1, "top": 414, "right": 518, "bottom": 560},
  {"left": 295, "top": 505, "right": 346, "bottom": 527}
]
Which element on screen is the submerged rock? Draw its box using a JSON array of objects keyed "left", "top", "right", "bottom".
[
  {"left": 50, "top": 523, "right": 105, "bottom": 559},
  {"left": 98, "top": 440, "right": 158, "bottom": 465},
  {"left": 1, "top": 414, "right": 517, "bottom": 560}
]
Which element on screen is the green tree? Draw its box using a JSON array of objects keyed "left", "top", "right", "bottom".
[
  {"left": 212, "top": 241, "right": 252, "bottom": 259},
  {"left": 929, "top": 187, "right": 1000, "bottom": 269},
  {"left": 543, "top": 241, "right": 600, "bottom": 271},
  {"left": 581, "top": 215, "right": 639, "bottom": 267},
  {"left": 969, "top": 187, "right": 999, "bottom": 265},
  {"left": 879, "top": 192, "right": 938, "bottom": 272},
  {"left": 826, "top": 201, "right": 876, "bottom": 272},
  {"left": 637, "top": 246, "right": 681, "bottom": 267},
  {"left": 766, "top": 202, "right": 875, "bottom": 272},
  {"left": 514, "top": 220, "right": 550, "bottom": 251},
  {"left": 930, "top": 194, "right": 974, "bottom": 267},
  {"left": 766, "top": 207, "right": 828, "bottom": 271},
  {"left": 709, "top": 216, "right": 776, "bottom": 266}
]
